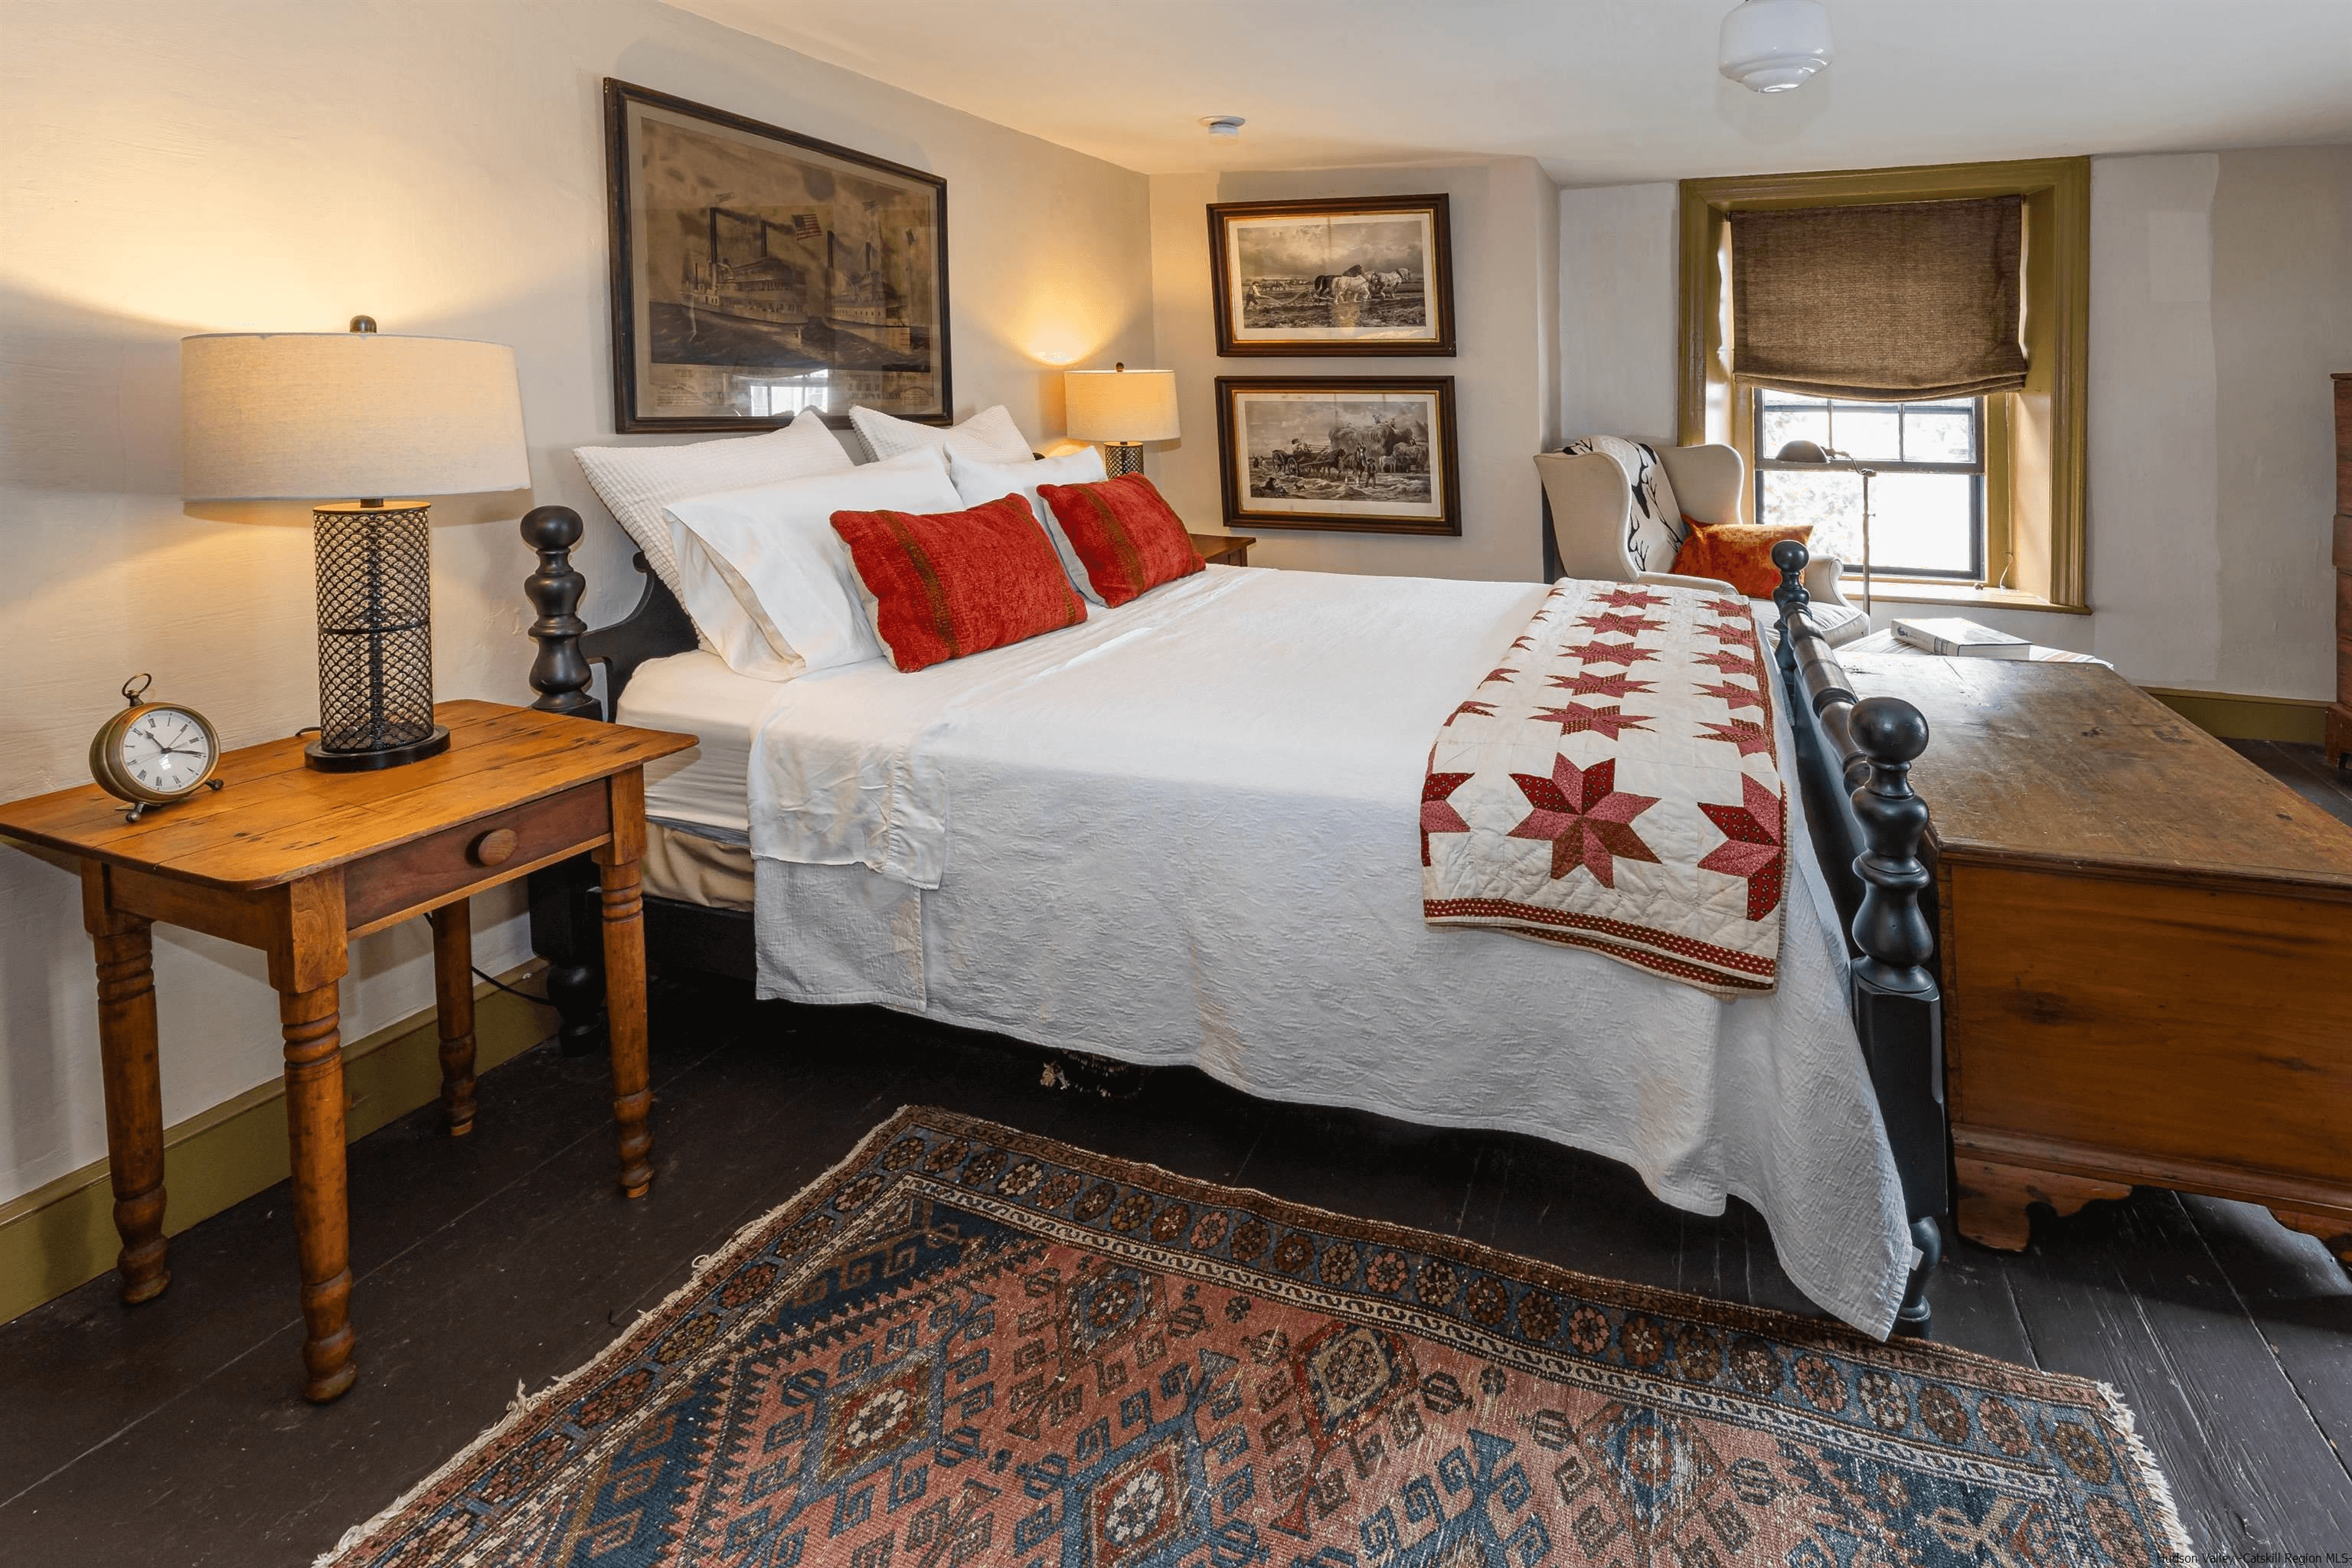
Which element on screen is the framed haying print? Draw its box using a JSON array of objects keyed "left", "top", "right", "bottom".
[
  {"left": 1215, "top": 376, "right": 1461, "bottom": 536},
  {"left": 603, "top": 79, "right": 950, "bottom": 433},
  {"left": 1208, "top": 194, "right": 1455, "bottom": 357}
]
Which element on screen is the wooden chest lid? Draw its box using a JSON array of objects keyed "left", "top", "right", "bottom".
[{"left": 1844, "top": 655, "right": 2352, "bottom": 894}]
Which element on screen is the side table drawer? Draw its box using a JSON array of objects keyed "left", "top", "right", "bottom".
[{"left": 345, "top": 780, "right": 612, "bottom": 934}]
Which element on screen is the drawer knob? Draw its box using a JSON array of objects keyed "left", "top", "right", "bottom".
[{"left": 469, "top": 828, "right": 518, "bottom": 867}]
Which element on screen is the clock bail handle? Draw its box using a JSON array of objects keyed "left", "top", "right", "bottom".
[{"left": 121, "top": 672, "right": 153, "bottom": 707}]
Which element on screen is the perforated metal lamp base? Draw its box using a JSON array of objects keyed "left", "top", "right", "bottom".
[
  {"left": 306, "top": 501, "right": 447, "bottom": 773},
  {"left": 1103, "top": 443, "right": 1145, "bottom": 477}
]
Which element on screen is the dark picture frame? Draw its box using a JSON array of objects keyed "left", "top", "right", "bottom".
[
  {"left": 1215, "top": 376, "right": 1461, "bottom": 536},
  {"left": 603, "top": 79, "right": 951, "bottom": 433},
  {"left": 1207, "top": 194, "right": 1455, "bottom": 357}
]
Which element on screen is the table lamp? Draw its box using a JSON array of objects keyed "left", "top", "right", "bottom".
[
  {"left": 182, "top": 318, "right": 530, "bottom": 771},
  {"left": 1064, "top": 363, "right": 1178, "bottom": 477},
  {"left": 1774, "top": 437, "right": 1876, "bottom": 616}
]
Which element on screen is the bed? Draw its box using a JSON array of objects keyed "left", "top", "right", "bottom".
[{"left": 518, "top": 507, "right": 1949, "bottom": 1338}]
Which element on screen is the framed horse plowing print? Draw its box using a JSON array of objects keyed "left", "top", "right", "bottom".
[
  {"left": 1215, "top": 376, "right": 1461, "bottom": 536},
  {"left": 1208, "top": 195, "right": 1455, "bottom": 357},
  {"left": 603, "top": 79, "right": 951, "bottom": 433}
]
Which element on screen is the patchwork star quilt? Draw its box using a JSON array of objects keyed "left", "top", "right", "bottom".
[{"left": 1423, "top": 581, "right": 1788, "bottom": 995}]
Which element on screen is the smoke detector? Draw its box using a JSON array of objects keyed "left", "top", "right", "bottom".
[{"left": 1200, "top": 116, "right": 1246, "bottom": 139}]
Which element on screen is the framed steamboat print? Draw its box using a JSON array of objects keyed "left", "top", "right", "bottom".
[
  {"left": 1215, "top": 377, "right": 1460, "bottom": 536},
  {"left": 1208, "top": 195, "right": 1454, "bottom": 357},
  {"left": 604, "top": 80, "right": 951, "bottom": 433}
]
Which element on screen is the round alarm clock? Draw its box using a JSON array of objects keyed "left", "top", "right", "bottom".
[{"left": 90, "top": 675, "right": 225, "bottom": 820}]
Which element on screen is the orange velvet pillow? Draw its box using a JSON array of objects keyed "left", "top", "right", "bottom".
[{"left": 1671, "top": 518, "right": 1811, "bottom": 596}]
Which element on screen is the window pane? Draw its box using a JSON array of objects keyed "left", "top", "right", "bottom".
[
  {"left": 1868, "top": 472, "right": 1977, "bottom": 574},
  {"left": 1759, "top": 403, "right": 1828, "bottom": 457},
  {"left": 1759, "top": 469, "right": 1863, "bottom": 562},
  {"left": 1828, "top": 403, "right": 1901, "bottom": 462},
  {"left": 1902, "top": 407, "right": 1975, "bottom": 463}
]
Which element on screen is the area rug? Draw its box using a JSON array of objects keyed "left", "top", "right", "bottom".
[{"left": 319, "top": 1107, "right": 2192, "bottom": 1567}]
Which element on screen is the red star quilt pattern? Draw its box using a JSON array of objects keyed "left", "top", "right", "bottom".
[{"left": 1422, "top": 580, "right": 1788, "bottom": 995}]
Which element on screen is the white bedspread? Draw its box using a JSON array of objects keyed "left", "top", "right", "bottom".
[{"left": 743, "top": 566, "right": 1913, "bottom": 1334}]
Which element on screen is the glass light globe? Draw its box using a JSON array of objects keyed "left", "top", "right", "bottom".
[{"left": 1719, "top": 0, "right": 1834, "bottom": 93}]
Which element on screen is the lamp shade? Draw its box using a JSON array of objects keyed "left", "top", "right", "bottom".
[
  {"left": 181, "top": 332, "right": 530, "bottom": 501},
  {"left": 1063, "top": 367, "right": 1180, "bottom": 443}
]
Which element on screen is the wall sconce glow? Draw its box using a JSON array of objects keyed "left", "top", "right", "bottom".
[{"left": 1719, "top": 0, "right": 1833, "bottom": 93}]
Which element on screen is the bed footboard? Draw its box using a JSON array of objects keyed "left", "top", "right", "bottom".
[{"left": 1771, "top": 540, "right": 1949, "bottom": 1332}]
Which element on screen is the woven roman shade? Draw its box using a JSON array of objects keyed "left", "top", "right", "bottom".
[{"left": 1730, "top": 194, "right": 2027, "bottom": 400}]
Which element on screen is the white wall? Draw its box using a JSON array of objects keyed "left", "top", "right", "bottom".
[
  {"left": 0, "top": 0, "right": 1153, "bottom": 1207},
  {"left": 1150, "top": 158, "right": 1561, "bottom": 583},
  {"left": 1553, "top": 149, "right": 2352, "bottom": 695}
]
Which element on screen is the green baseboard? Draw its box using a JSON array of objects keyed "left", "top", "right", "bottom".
[
  {"left": 0, "top": 963, "right": 555, "bottom": 1327},
  {"left": 2143, "top": 687, "right": 2329, "bottom": 744}
]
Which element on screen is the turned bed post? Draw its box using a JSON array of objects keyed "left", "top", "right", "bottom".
[
  {"left": 521, "top": 505, "right": 610, "bottom": 1054},
  {"left": 1772, "top": 541, "right": 1949, "bottom": 1334}
]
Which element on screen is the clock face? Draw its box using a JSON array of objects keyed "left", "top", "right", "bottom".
[{"left": 119, "top": 707, "right": 216, "bottom": 797}]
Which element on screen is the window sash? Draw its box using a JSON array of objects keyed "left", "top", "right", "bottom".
[{"left": 1753, "top": 391, "right": 1987, "bottom": 580}]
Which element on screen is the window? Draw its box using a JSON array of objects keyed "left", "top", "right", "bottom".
[
  {"left": 1753, "top": 392, "right": 1984, "bottom": 580},
  {"left": 1677, "top": 158, "right": 2091, "bottom": 609}
]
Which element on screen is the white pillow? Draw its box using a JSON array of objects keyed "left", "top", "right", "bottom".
[
  {"left": 662, "top": 447, "right": 959, "bottom": 678},
  {"left": 850, "top": 403, "right": 1034, "bottom": 468},
  {"left": 573, "top": 415, "right": 852, "bottom": 605},
  {"left": 950, "top": 447, "right": 1112, "bottom": 603}
]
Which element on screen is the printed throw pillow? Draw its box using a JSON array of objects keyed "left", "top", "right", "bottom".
[
  {"left": 573, "top": 414, "right": 853, "bottom": 606},
  {"left": 949, "top": 446, "right": 1112, "bottom": 604},
  {"left": 848, "top": 403, "right": 1035, "bottom": 468},
  {"left": 1560, "top": 436, "right": 1687, "bottom": 573},
  {"left": 830, "top": 495, "right": 1088, "bottom": 673},
  {"left": 1673, "top": 519, "right": 1813, "bottom": 596},
  {"left": 1033, "top": 472, "right": 1204, "bottom": 608}
]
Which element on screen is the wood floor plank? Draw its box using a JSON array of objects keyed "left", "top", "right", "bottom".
[
  {"left": 2177, "top": 1193, "right": 2352, "bottom": 1475},
  {"left": 1995, "top": 1188, "right": 2352, "bottom": 1552}
]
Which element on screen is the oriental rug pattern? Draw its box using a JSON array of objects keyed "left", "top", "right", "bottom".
[{"left": 319, "top": 1109, "right": 2190, "bottom": 1568}]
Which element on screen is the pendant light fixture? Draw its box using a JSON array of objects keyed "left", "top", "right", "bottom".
[{"left": 1719, "top": 0, "right": 1834, "bottom": 93}]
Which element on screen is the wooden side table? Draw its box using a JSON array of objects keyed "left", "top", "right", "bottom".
[
  {"left": 1188, "top": 531, "right": 1256, "bottom": 567},
  {"left": 0, "top": 701, "right": 693, "bottom": 1401}
]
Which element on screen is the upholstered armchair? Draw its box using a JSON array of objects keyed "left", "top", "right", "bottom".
[{"left": 1534, "top": 439, "right": 1869, "bottom": 646}]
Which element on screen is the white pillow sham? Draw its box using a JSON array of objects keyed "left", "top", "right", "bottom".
[
  {"left": 949, "top": 446, "right": 1112, "bottom": 604},
  {"left": 573, "top": 414, "right": 853, "bottom": 607},
  {"left": 850, "top": 403, "right": 1034, "bottom": 467},
  {"left": 662, "top": 447, "right": 960, "bottom": 679}
]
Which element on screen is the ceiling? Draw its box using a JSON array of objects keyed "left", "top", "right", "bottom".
[{"left": 666, "top": 0, "right": 2352, "bottom": 185}]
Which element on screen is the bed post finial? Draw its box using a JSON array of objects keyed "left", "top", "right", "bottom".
[
  {"left": 1847, "top": 693, "right": 1947, "bottom": 1334},
  {"left": 521, "top": 505, "right": 599, "bottom": 719},
  {"left": 1770, "top": 539, "right": 1810, "bottom": 676}
]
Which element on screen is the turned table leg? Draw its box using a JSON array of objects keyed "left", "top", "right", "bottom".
[
  {"left": 85, "top": 884, "right": 170, "bottom": 1306},
  {"left": 429, "top": 901, "right": 478, "bottom": 1136},
  {"left": 596, "top": 769, "right": 653, "bottom": 1199},
  {"left": 280, "top": 982, "right": 357, "bottom": 1403}
]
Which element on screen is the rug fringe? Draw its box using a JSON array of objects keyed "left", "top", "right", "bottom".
[
  {"left": 312, "top": 1109, "right": 926, "bottom": 1566},
  {"left": 2093, "top": 1378, "right": 2200, "bottom": 1566}
]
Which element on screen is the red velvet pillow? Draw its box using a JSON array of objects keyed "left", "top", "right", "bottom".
[
  {"left": 830, "top": 495, "right": 1086, "bottom": 672},
  {"left": 1034, "top": 472, "right": 1204, "bottom": 607},
  {"left": 1671, "top": 518, "right": 1811, "bottom": 596}
]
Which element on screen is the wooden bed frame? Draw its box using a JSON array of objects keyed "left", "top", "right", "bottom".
[{"left": 518, "top": 508, "right": 1952, "bottom": 1331}]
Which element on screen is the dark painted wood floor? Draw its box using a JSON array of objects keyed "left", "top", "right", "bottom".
[{"left": 2, "top": 743, "right": 2347, "bottom": 1566}]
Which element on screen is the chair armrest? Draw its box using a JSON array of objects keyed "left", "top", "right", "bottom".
[
  {"left": 1637, "top": 570, "right": 1743, "bottom": 596},
  {"left": 1802, "top": 552, "right": 1857, "bottom": 611},
  {"left": 1533, "top": 451, "right": 1637, "bottom": 581},
  {"left": 1655, "top": 443, "right": 1745, "bottom": 525}
]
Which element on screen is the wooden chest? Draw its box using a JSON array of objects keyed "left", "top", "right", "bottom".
[{"left": 1845, "top": 653, "right": 2352, "bottom": 1264}]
